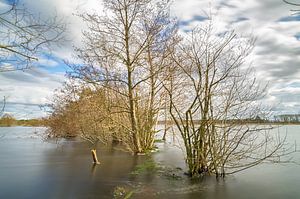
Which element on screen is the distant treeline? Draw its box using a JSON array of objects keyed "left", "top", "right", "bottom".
[
  {"left": 1, "top": 112, "right": 298, "bottom": 128},
  {"left": 274, "top": 114, "right": 300, "bottom": 123},
  {"left": 0, "top": 114, "right": 45, "bottom": 127},
  {"left": 157, "top": 117, "right": 300, "bottom": 125}
]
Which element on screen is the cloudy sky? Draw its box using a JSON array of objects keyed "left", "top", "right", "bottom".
[{"left": 0, "top": 0, "right": 300, "bottom": 119}]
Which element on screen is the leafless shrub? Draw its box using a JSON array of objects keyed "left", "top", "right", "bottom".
[{"left": 164, "top": 22, "right": 291, "bottom": 177}]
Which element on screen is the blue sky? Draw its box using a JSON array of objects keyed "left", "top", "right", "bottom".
[{"left": 0, "top": 0, "right": 300, "bottom": 119}]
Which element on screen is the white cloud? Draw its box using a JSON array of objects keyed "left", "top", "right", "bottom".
[
  {"left": 38, "top": 58, "right": 59, "bottom": 67},
  {"left": 0, "top": 68, "right": 65, "bottom": 119},
  {"left": 2, "top": 0, "right": 300, "bottom": 118}
]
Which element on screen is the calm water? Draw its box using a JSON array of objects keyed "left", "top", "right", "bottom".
[{"left": 0, "top": 126, "right": 300, "bottom": 198}]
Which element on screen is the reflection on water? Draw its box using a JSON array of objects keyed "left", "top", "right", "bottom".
[{"left": 0, "top": 126, "right": 300, "bottom": 198}]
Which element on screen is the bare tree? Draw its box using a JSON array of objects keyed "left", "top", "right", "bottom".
[
  {"left": 0, "top": 2, "right": 65, "bottom": 72},
  {"left": 46, "top": 80, "right": 113, "bottom": 143},
  {"left": 0, "top": 96, "right": 5, "bottom": 117},
  {"left": 0, "top": 2, "right": 65, "bottom": 116},
  {"left": 283, "top": 0, "right": 300, "bottom": 13},
  {"left": 69, "top": 0, "right": 177, "bottom": 153},
  {"left": 164, "top": 23, "right": 290, "bottom": 178}
]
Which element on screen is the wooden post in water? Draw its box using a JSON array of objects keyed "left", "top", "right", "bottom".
[{"left": 91, "top": 149, "right": 100, "bottom": 164}]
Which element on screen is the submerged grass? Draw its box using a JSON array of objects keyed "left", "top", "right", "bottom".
[
  {"left": 113, "top": 186, "right": 134, "bottom": 199},
  {"left": 130, "top": 158, "right": 183, "bottom": 181},
  {"left": 158, "top": 166, "right": 183, "bottom": 180},
  {"left": 130, "top": 159, "right": 160, "bottom": 176},
  {"left": 154, "top": 139, "right": 165, "bottom": 143}
]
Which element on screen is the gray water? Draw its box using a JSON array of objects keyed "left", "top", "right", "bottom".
[{"left": 0, "top": 126, "right": 300, "bottom": 199}]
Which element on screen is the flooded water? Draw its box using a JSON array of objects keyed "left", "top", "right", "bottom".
[{"left": 0, "top": 126, "right": 300, "bottom": 198}]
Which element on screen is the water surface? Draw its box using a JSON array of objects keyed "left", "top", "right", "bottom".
[{"left": 0, "top": 126, "right": 300, "bottom": 198}]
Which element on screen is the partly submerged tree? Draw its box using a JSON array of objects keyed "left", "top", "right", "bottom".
[
  {"left": 45, "top": 1, "right": 292, "bottom": 178},
  {"left": 0, "top": 2, "right": 65, "bottom": 72},
  {"left": 69, "top": 0, "right": 178, "bottom": 153},
  {"left": 46, "top": 81, "right": 113, "bottom": 143},
  {"left": 164, "top": 23, "right": 290, "bottom": 178}
]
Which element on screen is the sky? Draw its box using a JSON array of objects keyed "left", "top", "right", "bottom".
[{"left": 0, "top": 0, "right": 300, "bottom": 119}]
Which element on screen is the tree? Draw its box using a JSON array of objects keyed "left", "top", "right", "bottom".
[
  {"left": 0, "top": 2, "right": 65, "bottom": 72},
  {"left": 0, "top": 96, "right": 5, "bottom": 117},
  {"left": 283, "top": 0, "right": 300, "bottom": 13},
  {"left": 164, "top": 23, "right": 289, "bottom": 178},
  {"left": 0, "top": 1, "right": 65, "bottom": 116},
  {"left": 46, "top": 81, "right": 113, "bottom": 143},
  {"left": 69, "top": 0, "right": 177, "bottom": 153}
]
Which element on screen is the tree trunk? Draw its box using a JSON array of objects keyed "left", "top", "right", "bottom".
[{"left": 91, "top": 149, "right": 100, "bottom": 164}]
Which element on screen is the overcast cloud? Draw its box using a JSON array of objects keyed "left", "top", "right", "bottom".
[{"left": 1, "top": 0, "right": 300, "bottom": 118}]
